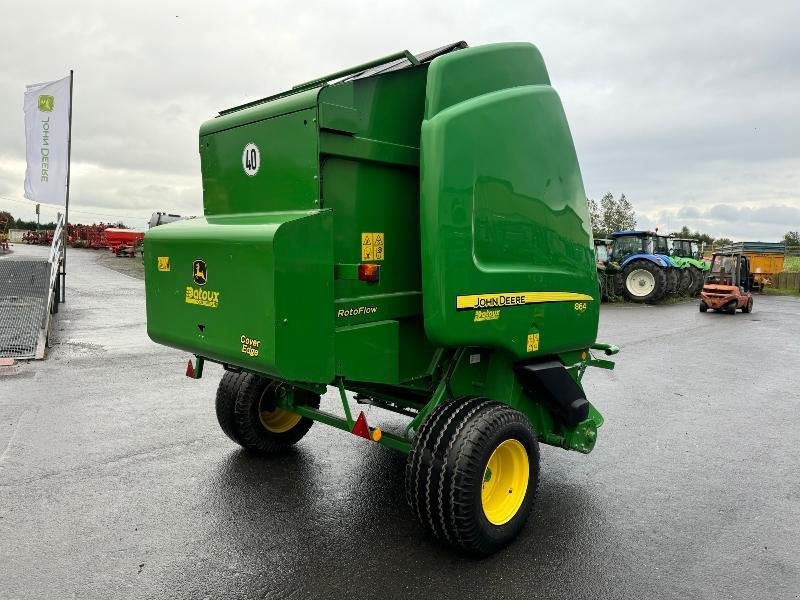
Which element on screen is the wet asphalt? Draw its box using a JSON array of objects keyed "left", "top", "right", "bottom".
[{"left": 1, "top": 244, "right": 799, "bottom": 599}]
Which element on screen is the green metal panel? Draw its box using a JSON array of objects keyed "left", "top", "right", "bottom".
[
  {"left": 420, "top": 69, "right": 598, "bottom": 358},
  {"left": 424, "top": 43, "right": 550, "bottom": 118},
  {"left": 200, "top": 108, "right": 320, "bottom": 216},
  {"left": 335, "top": 320, "right": 399, "bottom": 383},
  {"left": 144, "top": 210, "right": 334, "bottom": 383}
]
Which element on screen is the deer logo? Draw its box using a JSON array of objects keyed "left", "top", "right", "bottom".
[{"left": 193, "top": 259, "right": 207, "bottom": 286}]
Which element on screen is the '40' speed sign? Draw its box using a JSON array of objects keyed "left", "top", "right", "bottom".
[{"left": 242, "top": 143, "right": 260, "bottom": 176}]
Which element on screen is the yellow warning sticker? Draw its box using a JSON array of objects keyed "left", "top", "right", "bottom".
[
  {"left": 157, "top": 256, "right": 170, "bottom": 272},
  {"left": 361, "top": 232, "right": 385, "bottom": 261},
  {"left": 526, "top": 333, "right": 540, "bottom": 353}
]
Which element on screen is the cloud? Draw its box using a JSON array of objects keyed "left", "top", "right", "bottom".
[{"left": 0, "top": 0, "right": 798, "bottom": 239}]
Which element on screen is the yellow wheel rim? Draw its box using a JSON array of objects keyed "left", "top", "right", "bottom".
[
  {"left": 481, "top": 439, "right": 530, "bottom": 525},
  {"left": 259, "top": 407, "right": 301, "bottom": 433}
]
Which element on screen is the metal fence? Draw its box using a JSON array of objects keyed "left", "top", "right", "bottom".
[{"left": 0, "top": 214, "right": 64, "bottom": 359}]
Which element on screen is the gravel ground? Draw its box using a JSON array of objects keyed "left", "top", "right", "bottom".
[{"left": 1, "top": 245, "right": 798, "bottom": 599}]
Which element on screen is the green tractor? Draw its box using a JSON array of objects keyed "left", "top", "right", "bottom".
[
  {"left": 143, "top": 42, "right": 618, "bottom": 555},
  {"left": 670, "top": 238, "right": 709, "bottom": 295}
]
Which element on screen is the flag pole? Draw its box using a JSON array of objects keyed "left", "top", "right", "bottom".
[{"left": 61, "top": 69, "right": 73, "bottom": 303}]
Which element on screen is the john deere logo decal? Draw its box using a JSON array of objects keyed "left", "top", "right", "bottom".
[
  {"left": 193, "top": 259, "right": 207, "bottom": 286},
  {"left": 38, "top": 95, "right": 55, "bottom": 112}
]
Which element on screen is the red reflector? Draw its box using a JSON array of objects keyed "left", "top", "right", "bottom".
[
  {"left": 352, "top": 411, "right": 371, "bottom": 439},
  {"left": 358, "top": 263, "right": 380, "bottom": 283},
  {"left": 186, "top": 360, "right": 195, "bottom": 378}
]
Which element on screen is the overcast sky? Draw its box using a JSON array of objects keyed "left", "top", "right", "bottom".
[{"left": 1, "top": 0, "right": 798, "bottom": 240}]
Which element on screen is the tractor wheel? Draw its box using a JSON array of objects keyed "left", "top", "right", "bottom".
[
  {"left": 665, "top": 269, "right": 678, "bottom": 295},
  {"left": 726, "top": 301, "right": 737, "bottom": 315},
  {"left": 742, "top": 297, "right": 753, "bottom": 313},
  {"left": 620, "top": 260, "right": 666, "bottom": 303},
  {"left": 677, "top": 269, "right": 692, "bottom": 295},
  {"left": 216, "top": 373, "right": 320, "bottom": 453},
  {"left": 612, "top": 272, "right": 625, "bottom": 298},
  {"left": 405, "top": 398, "right": 539, "bottom": 556},
  {"left": 699, "top": 301, "right": 708, "bottom": 312},
  {"left": 689, "top": 266, "right": 704, "bottom": 296},
  {"left": 597, "top": 270, "right": 607, "bottom": 301}
]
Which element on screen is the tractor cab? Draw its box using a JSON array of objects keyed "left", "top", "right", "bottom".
[
  {"left": 699, "top": 253, "right": 754, "bottom": 314},
  {"left": 594, "top": 238, "right": 610, "bottom": 265}
]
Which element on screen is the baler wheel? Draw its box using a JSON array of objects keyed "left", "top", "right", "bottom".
[
  {"left": 405, "top": 398, "right": 539, "bottom": 556},
  {"left": 699, "top": 301, "right": 708, "bottom": 313},
  {"left": 215, "top": 371, "right": 253, "bottom": 446},
  {"left": 216, "top": 373, "right": 319, "bottom": 453},
  {"left": 742, "top": 297, "right": 753, "bottom": 313},
  {"left": 726, "top": 301, "right": 737, "bottom": 315}
]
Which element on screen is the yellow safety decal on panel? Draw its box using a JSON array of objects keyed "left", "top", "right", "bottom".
[
  {"left": 361, "top": 232, "right": 385, "bottom": 261},
  {"left": 157, "top": 256, "right": 170, "bottom": 272},
  {"left": 456, "top": 291, "right": 593, "bottom": 311},
  {"left": 526, "top": 333, "right": 540, "bottom": 353}
]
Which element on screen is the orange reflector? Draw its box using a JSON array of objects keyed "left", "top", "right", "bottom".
[
  {"left": 581, "top": 352, "right": 587, "bottom": 360},
  {"left": 371, "top": 428, "right": 382, "bottom": 442},
  {"left": 358, "top": 263, "right": 380, "bottom": 283},
  {"left": 352, "top": 411, "right": 371, "bottom": 439},
  {"left": 185, "top": 359, "right": 195, "bottom": 378}
]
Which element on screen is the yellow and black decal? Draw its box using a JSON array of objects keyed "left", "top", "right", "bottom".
[
  {"left": 361, "top": 232, "right": 385, "bottom": 261},
  {"left": 193, "top": 259, "right": 208, "bottom": 286},
  {"left": 157, "top": 256, "right": 170, "bottom": 272},
  {"left": 456, "top": 292, "right": 593, "bottom": 311},
  {"left": 185, "top": 287, "right": 220, "bottom": 308}
]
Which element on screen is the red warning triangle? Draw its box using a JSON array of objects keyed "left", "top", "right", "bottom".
[
  {"left": 185, "top": 359, "right": 195, "bottom": 378},
  {"left": 352, "top": 411, "right": 371, "bottom": 439}
]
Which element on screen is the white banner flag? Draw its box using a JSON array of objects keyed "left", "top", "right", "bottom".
[{"left": 23, "top": 75, "right": 71, "bottom": 206}]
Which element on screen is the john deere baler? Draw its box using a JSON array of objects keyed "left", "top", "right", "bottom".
[{"left": 144, "top": 41, "right": 618, "bottom": 555}]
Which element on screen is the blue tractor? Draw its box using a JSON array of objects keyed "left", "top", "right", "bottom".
[{"left": 609, "top": 230, "right": 674, "bottom": 303}]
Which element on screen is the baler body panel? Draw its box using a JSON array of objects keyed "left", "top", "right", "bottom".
[
  {"left": 420, "top": 44, "right": 598, "bottom": 358},
  {"left": 144, "top": 210, "right": 334, "bottom": 383},
  {"left": 200, "top": 107, "right": 320, "bottom": 216}
]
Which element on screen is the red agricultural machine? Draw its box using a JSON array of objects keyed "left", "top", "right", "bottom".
[
  {"left": 68, "top": 223, "right": 111, "bottom": 249},
  {"left": 104, "top": 228, "right": 145, "bottom": 256}
]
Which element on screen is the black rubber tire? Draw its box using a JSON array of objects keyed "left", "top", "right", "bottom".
[
  {"left": 405, "top": 398, "right": 540, "bottom": 556},
  {"left": 620, "top": 260, "right": 667, "bottom": 304},
  {"left": 612, "top": 272, "right": 625, "bottom": 298},
  {"left": 699, "top": 301, "right": 708, "bottom": 312},
  {"left": 726, "top": 301, "right": 737, "bottom": 315},
  {"left": 742, "top": 297, "right": 753, "bottom": 313},
  {"left": 665, "top": 268, "right": 678, "bottom": 295},
  {"left": 216, "top": 373, "right": 320, "bottom": 453},
  {"left": 215, "top": 371, "right": 253, "bottom": 446},
  {"left": 597, "top": 270, "right": 607, "bottom": 301},
  {"left": 677, "top": 269, "right": 692, "bottom": 295},
  {"left": 688, "top": 266, "right": 704, "bottom": 296}
]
